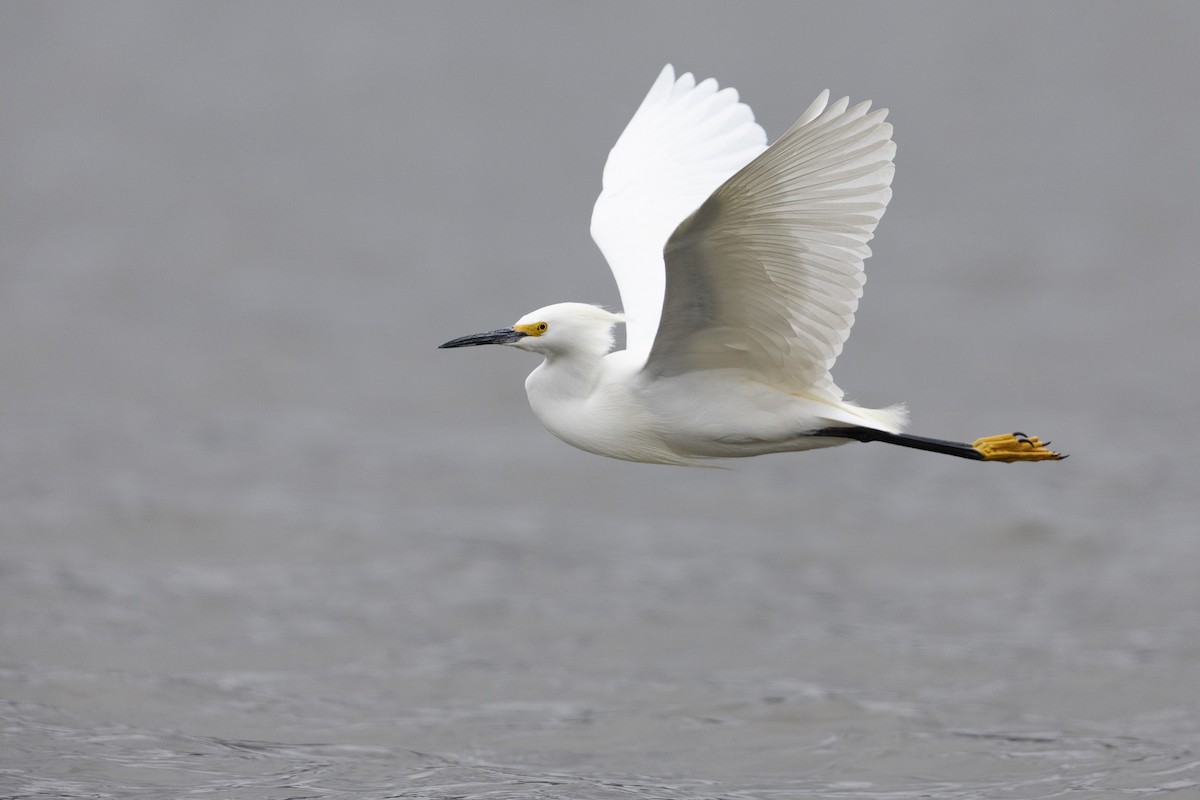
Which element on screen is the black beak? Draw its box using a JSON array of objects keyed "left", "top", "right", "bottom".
[{"left": 438, "top": 328, "right": 526, "bottom": 348}]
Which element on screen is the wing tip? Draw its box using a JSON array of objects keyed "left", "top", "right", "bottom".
[{"left": 794, "top": 90, "right": 830, "bottom": 128}]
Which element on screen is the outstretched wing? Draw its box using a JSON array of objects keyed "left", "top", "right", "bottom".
[
  {"left": 644, "top": 92, "right": 896, "bottom": 401},
  {"left": 590, "top": 65, "right": 768, "bottom": 364}
]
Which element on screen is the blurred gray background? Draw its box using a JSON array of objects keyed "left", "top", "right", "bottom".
[{"left": 2, "top": 3, "right": 1198, "bottom": 798}]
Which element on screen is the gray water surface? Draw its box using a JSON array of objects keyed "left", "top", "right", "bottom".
[{"left": 3, "top": 3, "right": 1199, "bottom": 798}]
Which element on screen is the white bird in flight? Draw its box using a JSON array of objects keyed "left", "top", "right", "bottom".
[{"left": 441, "top": 65, "right": 1063, "bottom": 466}]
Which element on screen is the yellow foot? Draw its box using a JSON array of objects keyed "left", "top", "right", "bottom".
[{"left": 972, "top": 432, "right": 1066, "bottom": 462}]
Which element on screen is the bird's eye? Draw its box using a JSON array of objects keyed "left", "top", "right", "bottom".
[{"left": 535, "top": 322, "right": 549, "bottom": 333}]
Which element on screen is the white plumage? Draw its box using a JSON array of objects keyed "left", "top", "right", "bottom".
[{"left": 441, "top": 66, "right": 1064, "bottom": 466}]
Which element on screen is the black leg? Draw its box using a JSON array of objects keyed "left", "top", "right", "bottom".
[{"left": 809, "top": 427, "right": 1065, "bottom": 462}]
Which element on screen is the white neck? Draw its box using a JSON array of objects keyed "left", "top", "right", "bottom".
[{"left": 528, "top": 347, "right": 606, "bottom": 401}]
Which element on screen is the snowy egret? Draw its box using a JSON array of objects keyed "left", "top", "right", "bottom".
[{"left": 440, "top": 66, "right": 1064, "bottom": 466}]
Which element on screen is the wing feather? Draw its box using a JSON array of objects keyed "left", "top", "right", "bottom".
[
  {"left": 591, "top": 66, "right": 768, "bottom": 363},
  {"left": 645, "top": 93, "right": 896, "bottom": 399}
]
